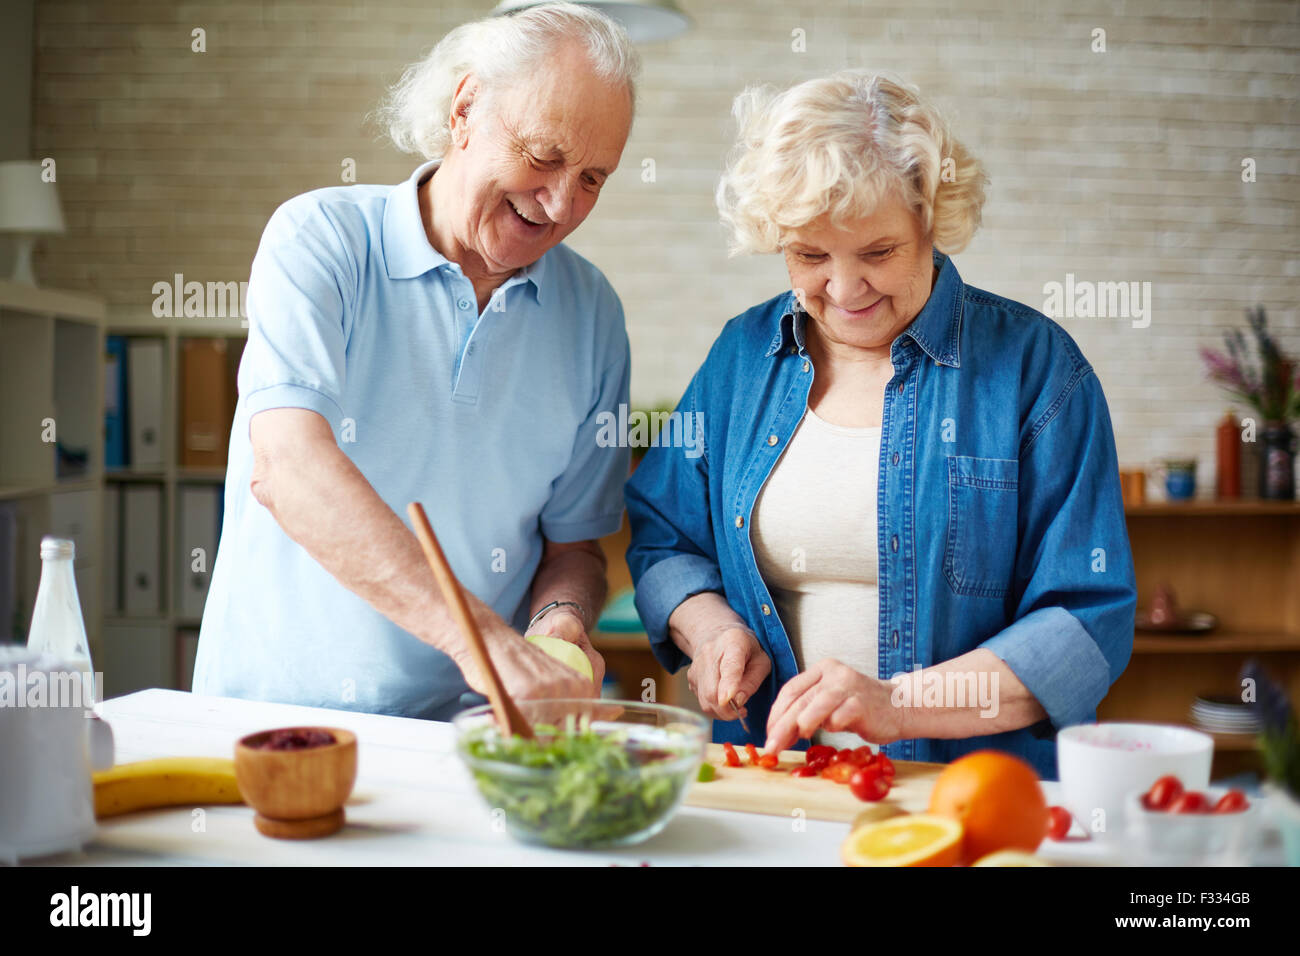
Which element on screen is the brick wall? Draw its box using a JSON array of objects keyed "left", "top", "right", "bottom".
[{"left": 30, "top": 0, "right": 1300, "bottom": 482}]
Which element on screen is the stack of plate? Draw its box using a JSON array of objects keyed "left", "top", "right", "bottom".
[{"left": 1189, "top": 694, "right": 1261, "bottom": 735}]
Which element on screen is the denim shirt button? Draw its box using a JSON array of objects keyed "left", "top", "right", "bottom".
[
  {"left": 761, "top": 603, "right": 771, "bottom": 616},
  {"left": 891, "top": 630, "right": 899, "bottom": 648},
  {"left": 891, "top": 451, "right": 900, "bottom": 465},
  {"left": 891, "top": 534, "right": 899, "bottom": 552},
  {"left": 897, "top": 382, "right": 904, "bottom": 394},
  {"left": 766, "top": 434, "right": 778, "bottom": 446},
  {"left": 802, "top": 360, "right": 810, "bottom": 373},
  {"left": 734, "top": 515, "right": 744, "bottom": 529}
]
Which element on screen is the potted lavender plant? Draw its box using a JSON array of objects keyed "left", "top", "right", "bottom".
[
  {"left": 1241, "top": 661, "right": 1300, "bottom": 866},
  {"left": 1201, "top": 306, "right": 1299, "bottom": 500}
]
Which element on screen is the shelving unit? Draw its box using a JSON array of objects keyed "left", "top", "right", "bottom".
[
  {"left": 0, "top": 279, "right": 105, "bottom": 656},
  {"left": 100, "top": 315, "right": 246, "bottom": 698},
  {"left": 1098, "top": 500, "right": 1300, "bottom": 775}
]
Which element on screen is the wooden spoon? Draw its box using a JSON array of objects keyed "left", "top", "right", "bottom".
[{"left": 407, "top": 502, "right": 534, "bottom": 739}]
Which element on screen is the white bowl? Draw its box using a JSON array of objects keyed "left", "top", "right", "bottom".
[
  {"left": 1057, "top": 722, "right": 1212, "bottom": 842},
  {"left": 1124, "top": 786, "right": 1259, "bottom": 866}
]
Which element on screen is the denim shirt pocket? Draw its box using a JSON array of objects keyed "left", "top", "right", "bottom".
[{"left": 944, "top": 455, "right": 1019, "bottom": 599}]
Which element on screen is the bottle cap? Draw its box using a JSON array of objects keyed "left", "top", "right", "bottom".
[{"left": 40, "top": 536, "right": 75, "bottom": 560}]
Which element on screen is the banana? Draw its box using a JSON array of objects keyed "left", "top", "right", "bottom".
[{"left": 93, "top": 757, "right": 244, "bottom": 818}]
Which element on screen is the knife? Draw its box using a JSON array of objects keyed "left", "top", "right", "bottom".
[{"left": 728, "top": 695, "right": 750, "bottom": 735}]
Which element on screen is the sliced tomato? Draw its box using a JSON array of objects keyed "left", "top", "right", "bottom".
[
  {"left": 1213, "top": 790, "right": 1249, "bottom": 813},
  {"left": 806, "top": 755, "right": 831, "bottom": 773},
  {"left": 821, "top": 762, "right": 856, "bottom": 784},
  {"left": 1047, "top": 806, "right": 1073, "bottom": 840},
  {"left": 758, "top": 752, "right": 779, "bottom": 770},
  {"left": 805, "top": 745, "right": 835, "bottom": 765},
  {"left": 850, "top": 746, "right": 876, "bottom": 767},
  {"left": 790, "top": 766, "right": 818, "bottom": 778},
  {"left": 745, "top": 743, "right": 760, "bottom": 766},
  {"left": 722, "top": 742, "right": 741, "bottom": 768},
  {"left": 875, "top": 753, "right": 895, "bottom": 780},
  {"left": 828, "top": 748, "right": 856, "bottom": 766}
]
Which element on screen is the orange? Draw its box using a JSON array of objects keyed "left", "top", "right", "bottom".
[
  {"left": 841, "top": 814, "right": 964, "bottom": 867},
  {"left": 927, "top": 750, "right": 1048, "bottom": 864},
  {"left": 971, "top": 850, "right": 1050, "bottom": 867}
]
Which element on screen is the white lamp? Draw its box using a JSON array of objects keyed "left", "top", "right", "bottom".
[
  {"left": 491, "top": 0, "right": 691, "bottom": 44},
  {"left": 0, "top": 160, "right": 66, "bottom": 286}
]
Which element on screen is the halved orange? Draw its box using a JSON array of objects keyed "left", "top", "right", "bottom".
[
  {"left": 841, "top": 814, "right": 964, "bottom": 867},
  {"left": 970, "top": 850, "right": 1050, "bottom": 867}
]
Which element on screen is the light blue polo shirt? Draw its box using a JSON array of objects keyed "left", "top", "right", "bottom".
[{"left": 193, "top": 161, "right": 631, "bottom": 720}]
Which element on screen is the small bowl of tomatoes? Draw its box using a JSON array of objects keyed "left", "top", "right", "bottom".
[{"left": 1123, "top": 776, "right": 1260, "bottom": 866}]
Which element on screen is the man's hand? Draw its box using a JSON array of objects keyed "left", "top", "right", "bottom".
[
  {"left": 457, "top": 619, "right": 600, "bottom": 701},
  {"left": 529, "top": 607, "right": 606, "bottom": 688},
  {"left": 763, "top": 658, "right": 902, "bottom": 754},
  {"left": 686, "top": 624, "right": 771, "bottom": 721}
]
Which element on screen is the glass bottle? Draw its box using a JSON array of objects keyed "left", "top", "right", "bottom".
[{"left": 26, "top": 536, "right": 96, "bottom": 706}]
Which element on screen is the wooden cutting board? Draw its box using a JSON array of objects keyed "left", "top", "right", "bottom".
[{"left": 684, "top": 744, "right": 948, "bottom": 824}]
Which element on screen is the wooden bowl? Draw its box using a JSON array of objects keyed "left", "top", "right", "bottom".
[{"left": 234, "top": 727, "right": 357, "bottom": 839}]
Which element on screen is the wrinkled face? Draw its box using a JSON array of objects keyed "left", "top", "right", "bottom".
[
  {"left": 781, "top": 193, "right": 935, "bottom": 353},
  {"left": 444, "top": 44, "right": 632, "bottom": 274}
]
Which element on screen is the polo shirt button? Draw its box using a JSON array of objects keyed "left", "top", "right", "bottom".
[
  {"left": 891, "top": 630, "right": 899, "bottom": 648},
  {"left": 766, "top": 434, "right": 778, "bottom": 446},
  {"left": 761, "top": 603, "right": 771, "bottom": 616},
  {"left": 802, "top": 360, "right": 810, "bottom": 373},
  {"left": 457, "top": 298, "right": 471, "bottom": 310},
  {"left": 891, "top": 534, "right": 899, "bottom": 552},
  {"left": 891, "top": 451, "right": 900, "bottom": 465},
  {"left": 735, "top": 515, "right": 744, "bottom": 529}
]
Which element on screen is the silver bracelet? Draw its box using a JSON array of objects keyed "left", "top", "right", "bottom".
[{"left": 527, "top": 600, "right": 587, "bottom": 633}]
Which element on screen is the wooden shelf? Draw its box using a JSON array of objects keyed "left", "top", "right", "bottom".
[
  {"left": 0, "top": 279, "right": 105, "bottom": 324},
  {"left": 104, "top": 469, "right": 166, "bottom": 482},
  {"left": 175, "top": 467, "right": 228, "bottom": 483},
  {"left": 1133, "top": 630, "right": 1300, "bottom": 654},
  {"left": 1126, "top": 500, "right": 1300, "bottom": 517}
]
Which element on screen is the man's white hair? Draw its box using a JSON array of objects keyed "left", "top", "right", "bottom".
[
  {"left": 378, "top": 2, "right": 640, "bottom": 161},
  {"left": 717, "top": 71, "right": 988, "bottom": 256}
]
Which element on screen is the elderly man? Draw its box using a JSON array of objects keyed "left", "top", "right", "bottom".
[{"left": 193, "top": 4, "right": 638, "bottom": 718}]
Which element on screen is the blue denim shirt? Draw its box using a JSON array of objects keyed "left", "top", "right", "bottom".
[{"left": 625, "top": 252, "right": 1135, "bottom": 780}]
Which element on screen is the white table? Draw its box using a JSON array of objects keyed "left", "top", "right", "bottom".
[{"left": 37, "top": 690, "right": 1285, "bottom": 866}]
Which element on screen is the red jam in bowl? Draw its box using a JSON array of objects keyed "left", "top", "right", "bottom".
[{"left": 248, "top": 728, "right": 337, "bottom": 751}]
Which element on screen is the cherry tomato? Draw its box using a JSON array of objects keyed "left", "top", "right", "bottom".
[
  {"left": 849, "top": 765, "right": 890, "bottom": 801},
  {"left": 875, "top": 754, "right": 895, "bottom": 780},
  {"left": 1169, "top": 791, "right": 1208, "bottom": 814},
  {"left": 821, "top": 762, "right": 855, "bottom": 784},
  {"left": 1213, "top": 790, "right": 1249, "bottom": 813},
  {"left": 1047, "top": 805, "right": 1073, "bottom": 840},
  {"left": 744, "top": 743, "right": 760, "bottom": 766},
  {"left": 1142, "top": 775, "right": 1184, "bottom": 811},
  {"left": 790, "top": 766, "right": 818, "bottom": 778},
  {"left": 722, "top": 742, "right": 741, "bottom": 768},
  {"left": 806, "top": 755, "right": 831, "bottom": 773},
  {"left": 851, "top": 746, "right": 876, "bottom": 767},
  {"left": 758, "top": 752, "right": 779, "bottom": 770},
  {"left": 805, "top": 745, "right": 835, "bottom": 766}
]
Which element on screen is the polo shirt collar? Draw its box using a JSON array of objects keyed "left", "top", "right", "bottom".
[
  {"left": 381, "top": 160, "right": 547, "bottom": 301},
  {"left": 766, "top": 250, "right": 963, "bottom": 367}
]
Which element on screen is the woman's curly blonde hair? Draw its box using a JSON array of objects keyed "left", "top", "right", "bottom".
[{"left": 716, "top": 71, "right": 988, "bottom": 256}]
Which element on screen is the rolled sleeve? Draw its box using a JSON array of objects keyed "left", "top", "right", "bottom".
[
  {"left": 632, "top": 553, "right": 724, "bottom": 673},
  {"left": 980, "top": 606, "right": 1113, "bottom": 730},
  {"left": 239, "top": 198, "right": 353, "bottom": 437}
]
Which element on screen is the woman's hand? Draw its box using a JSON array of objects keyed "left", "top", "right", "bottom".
[
  {"left": 764, "top": 658, "right": 903, "bottom": 753},
  {"left": 686, "top": 624, "right": 772, "bottom": 720}
]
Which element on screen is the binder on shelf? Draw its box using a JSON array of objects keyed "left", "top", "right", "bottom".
[
  {"left": 103, "top": 484, "right": 121, "bottom": 616},
  {"left": 103, "top": 336, "right": 128, "bottom": 469},
  {"left": 180, "top": 338, "right": 232, "bottom": 468},
  {"left": 121, "top": 484, "right": 162, "bottom": 614},
  {"left": 176, "top": 485, "right": 220, "bottom": 620},
  {"left": 126, "top": 338, "right": 164, "bottom": 469}
]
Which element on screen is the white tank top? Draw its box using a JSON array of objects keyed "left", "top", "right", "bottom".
[{"left": 751, "top": 408, "right": 881, "bottom": 751}]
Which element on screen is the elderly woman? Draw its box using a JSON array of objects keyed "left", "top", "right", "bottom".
[
  {"left": 195, "top": 4, "right": 637, "bottom": 718},
  {"left": 626, "top": 72, "right": 1136, "bottom": 778}
]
